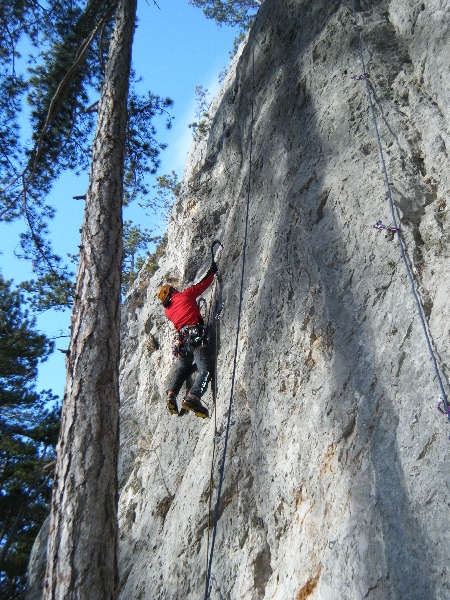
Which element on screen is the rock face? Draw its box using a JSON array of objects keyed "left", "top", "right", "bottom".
[
  {"left": 118, "top": 1, "right": 450, "bottom": 598},
  {"left": 26, "top": 517, "right": 49, "bottom": 600}
]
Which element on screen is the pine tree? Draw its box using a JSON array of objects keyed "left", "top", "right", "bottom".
[
  {"left": 0, "top": 275, "right": 60, "bottom": 599},
  {"left": 138, "top": 170, "right": 181, "bottom": 221},
  {"left": 1, "top": 1, "right": 252, "bottom": 597},
  {"left": 0, "top": 0, "right": 172, "bottom": 290},
  {"left": 188, "top": 0, "right": 261, "bottom": 29},
  {"left": 43, "top": 0, "right": 138, "bottom": 597},
  {"left": 189, "top": 0, "right": 260, "bottom": 98},
  {"left": 188, "top": 85, "right": 212, "bottom": 141},
  {"left": 122, "top": 220, "right": 160, "bottom": 292},
  {"left": 0, "top": 276, "right": 53, "bottom": 409},
  {"left": 0, "top": 3, "right": 173, "bottom": 593},
  {"left": 0, "top": 1, "right": 115, "bottom": 277}
]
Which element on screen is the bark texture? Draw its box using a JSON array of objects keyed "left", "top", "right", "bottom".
[{"left": 43, "top": 0, "right": 137, "bottom": 598}]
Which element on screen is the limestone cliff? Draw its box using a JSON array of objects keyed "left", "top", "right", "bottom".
[{"left": 118, "top": 1, "right": 450, "bottom": 598}]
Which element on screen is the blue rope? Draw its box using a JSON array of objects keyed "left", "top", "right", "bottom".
[
  {"left": 351, "top": 0, "right": 449, "bottom": 421},
  {"left": 204, "top": 18, "right": 258, "bottom": 600}
]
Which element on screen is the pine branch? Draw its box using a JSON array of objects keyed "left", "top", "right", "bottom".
[{"left": 0, "top": 3, "right": 117, "bottom": 200}]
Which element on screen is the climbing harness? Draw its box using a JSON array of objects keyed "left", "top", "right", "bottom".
[
  {"left": 373, "top": 220, "right": 399, "bottom": 233},
  {"left": 351, "top": 72, "right": 369, "bottom": 80},
  {"left": 204, "top": 11, "right": 259, "bottom": 598},
  {"left": 173, "top": 320, "right": 209, "bottom": 360},
  {"left": 351, "top": 1, "right": 450, "bottom": 429},
  {"left": 178, "top": 324, "right": 208, "bottom": 348}
]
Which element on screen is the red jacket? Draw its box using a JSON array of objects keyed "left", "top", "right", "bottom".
[{"left": 165, "top": 272, "right": 215, "bottom": 331}]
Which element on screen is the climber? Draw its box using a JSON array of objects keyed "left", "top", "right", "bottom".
[{"left": 157, "top": 246, "right": 220, "bottom": 419}]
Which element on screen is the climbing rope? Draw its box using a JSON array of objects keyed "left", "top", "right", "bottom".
[
  {"left": 205, "top": 298, "right": 224, "bottom": 580},
  {"left": 351, "top": 0, "right": 449, "bottom": 422},
  {"left": 204, "top": 15, "right": 259, "bottom": 599},
  {"left": 204, "top": 274, "right": 218, "bottom": 576}
]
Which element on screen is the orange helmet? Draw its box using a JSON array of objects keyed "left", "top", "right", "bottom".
[{"left": 157, "top": 285, "right": 172, "bottom": 304}]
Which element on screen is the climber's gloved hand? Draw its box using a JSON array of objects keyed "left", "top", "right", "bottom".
[{"left": 200, "top": 261, "right": 218, "bottom": 284}]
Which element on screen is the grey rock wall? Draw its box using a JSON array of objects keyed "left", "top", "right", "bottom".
[
  {"left": 26, "top": 517, "right": 49, "bottom": 600},
  {"left": 118, "top": 1, "right": 450, "bottom": 598}
]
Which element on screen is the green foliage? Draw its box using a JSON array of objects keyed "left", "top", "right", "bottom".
[
  {"left": 139, "top": 170, "right": 181, "bottom": 221},
  {"left": 0, "top": 275, "right": 54, "bottom": 408},
  {"left": 229, "top": 29, "right": 247, "bottom": 58},
  {"left": 0, "top": 275, "right": 60, "bottom": 598},
  {"left": 0, "top": 401, "right": 60, "bottom": 599},
  {"left": 188, "top": 85, "right": 212, "bottom": 141},
  {"left": 0, "top": 1, "right": 54, "bottom": 223},
  {"left": 122, "top": 221, "right": 161, "bottom": 293},
  {"left": 188, "top": 0, "right": 260, "bottom": 29},
  {"left": 19, "top": 271, "right": 75, "bottom": 313},
  {"left": 123, "top": 231, "right": 168, "bottom": 288},
  {"left": 123, "top": 92, "right": 174, "bottom": 206},
  {"left": 1, "top": 1, "right": 114, "bottom": 228},
  {"left": 189, "top": 0, "right": 259, "bottom": 63},
  {"left": 145, "top": 232, "right": 168, "bottom": 277},
  {"left": 0, "top": 1, "right": 173, "bottom": 283},
  {"left": 27, "top": 0, "right": 114, "bottom": 177},
  {"left": 218, "top": 66, "right": 228, "bottom": 84}
]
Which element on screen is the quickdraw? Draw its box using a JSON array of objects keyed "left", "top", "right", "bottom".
[
  {"left": 215, "top": 301, "right": 225, "bottom": 322},
  {"left": 373, "top": 219, "right": 399, "bottom": 233},
  {"left": 352, "top": 0, "right": 450, "bottom": 437},
  {"left": 437, "top": 395, "right": 450, "bottom": 416},
  {"left": 351, "top": 72, "right": 369, "bottom": 80}
]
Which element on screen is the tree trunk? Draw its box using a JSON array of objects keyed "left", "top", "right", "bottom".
[{"left": 43, "top": 0, "right": 137, "bottom": 597}]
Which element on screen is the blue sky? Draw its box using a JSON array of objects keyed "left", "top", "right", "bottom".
[{"left": 0, "top": 1, "right": 238, "bottom": 400}]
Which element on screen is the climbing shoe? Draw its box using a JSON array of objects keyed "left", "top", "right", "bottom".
[
  {"left": 181, "top": 393, "right": 209, "bottom": 419},
  {"left": 167, "top": 392, "right": 178, "bottom": 415}
]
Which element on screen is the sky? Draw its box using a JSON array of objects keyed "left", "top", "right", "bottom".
[{"left": 0, "top": 1, "right": 239, "bottom": 401}]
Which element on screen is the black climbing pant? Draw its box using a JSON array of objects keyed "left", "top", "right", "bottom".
[{"left": 168, "top": 342, "right": 213, "bottom": 398}]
